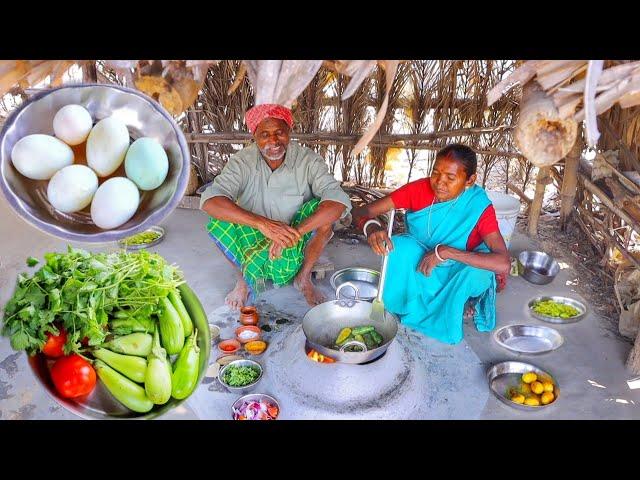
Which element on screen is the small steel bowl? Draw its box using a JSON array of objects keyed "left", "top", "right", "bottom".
[
  {"left": 330, "top": 267, "right": 380, "bottom": 302},
  {"left": 231, "top": 393, "right": 280, "bottom": 420},
  {"left": 218, "top": 359, "right": 263, "bottom": 394},
  {"left": 487, "top": 361, "right": 560, "bottom": 411},
  {"left": 517, "top": 251, "right": 560, "bottom": 285},
  {"left": 117, "top": 226, "right": 165, "bottom": 250},
  {"left": 527, "top": 295, "right": 587, "bottom": 324},
  {"left": 494, "top": 324, "right": 564, "bottom": 354},
  {"left": 0, "top": 83, "right": 190, "bottom": 243}
]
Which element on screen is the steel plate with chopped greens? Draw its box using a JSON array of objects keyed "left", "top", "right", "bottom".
[
  {"left": 122, "top": 230, "right": 162, "bottom": 246},
  {"left": 531, "top": 300, "right": 580, "bottom": 318},
  {"left": 222, "top": 364, "right": 261, "bottom": 387}
]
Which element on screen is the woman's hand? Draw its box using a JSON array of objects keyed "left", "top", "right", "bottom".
[
  {"left": 367, "top": 226, "right": 394, "bottom": 256},
  {"left": 417, "top": 250, "right": 443, "bottom": 276}
]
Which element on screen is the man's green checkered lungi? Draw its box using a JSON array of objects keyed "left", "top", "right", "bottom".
[{"left": 206, "top": 198, "right": 320, "bottom": 293}]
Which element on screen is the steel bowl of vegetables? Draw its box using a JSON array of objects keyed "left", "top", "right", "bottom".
[
  {"left": 231, "top": 393, "right": 280, "bottom": 420},
  {"left": 2, "top": 247, "right": 211, "bottom": 419},
  {"left": 218, "top": 359, "right": 263, "bottom": 394}
]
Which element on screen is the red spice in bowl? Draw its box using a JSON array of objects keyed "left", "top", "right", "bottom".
[{"left": 218, "top": 339, "right": 241, "bottom": 354}]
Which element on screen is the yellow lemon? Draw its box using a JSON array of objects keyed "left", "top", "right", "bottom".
[
  {"left": 530, "top": 381, "right": 544, "bottom": 395},
  {"left": 519, "top": 382, "right": 532, "bottom": 395},
  {"left": 510, "top": 393, "right": 525, "bottom": 404},
  {"left": 541, "top": 392, "right": 555, "bottom": 404},
  {"left": 524, "top": 396, "right": 541, "bottom": 406},
  {"left": 542, "top": 381, "right": 554, "bottom": 393},
  {"left": 522, "top": 372, "right": 537, "bottom": 384}
]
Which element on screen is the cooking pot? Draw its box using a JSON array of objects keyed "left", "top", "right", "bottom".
[{"left": 302, "top": 282, "right": 399, "bottom": 364}]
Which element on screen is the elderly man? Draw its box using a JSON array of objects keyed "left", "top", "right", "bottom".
[{"left": 201, "top": 104, "right": 351, "bottom": 309}]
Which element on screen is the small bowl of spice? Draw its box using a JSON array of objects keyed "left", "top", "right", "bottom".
[
  {"left": 235, "top": 325, "right": 262, "bottom": 344},
  {"left": 245, "top": 340, "right": 267, "bottom": 355},
  {"left": 218, "top": 338, "right": 241, "bottom": 355}
]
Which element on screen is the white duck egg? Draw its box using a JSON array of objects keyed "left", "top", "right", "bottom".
[
  {"left": 10, "top": 134, "right": 74, "bottom": 180},
  {"left": 86, "top": 116, "right": 130, "bottom": 177},
  {"left": 124, "top": 137, "right": 169, "bottom": 190},
  {"left": 53, "top": 104, "right": 93, "bottom": 145},
  {"left": 90, "top": 177, "right": 140, "bottom": 229},
  {"left": 47, "top": 165, "right": 98, "bottom": 213}
]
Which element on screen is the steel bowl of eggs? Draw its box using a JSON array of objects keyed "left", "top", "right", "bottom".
[{"left": 0, "top": 83, "right": 190, "bottom": 243}]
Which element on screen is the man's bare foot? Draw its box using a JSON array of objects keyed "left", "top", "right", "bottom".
[
  {"left": 225, "top": 278, "right": 249, "bottom": 310},
  {"left": 294, "top": 275, "right": 326, "bottom": 307}
]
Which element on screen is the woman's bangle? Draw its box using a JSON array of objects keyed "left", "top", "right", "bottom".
[
  {"left": 434, "top": 244, "right": 445, "bottom": 262},
  {"left": 363, "top": 219, "right": 383, "bottom": 238}
]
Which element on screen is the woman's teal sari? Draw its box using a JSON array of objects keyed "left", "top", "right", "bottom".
[{"left": 383, "top": 185, "right": 497, "bottom": 344}]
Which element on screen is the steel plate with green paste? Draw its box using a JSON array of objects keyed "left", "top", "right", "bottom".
[
  {"left": 527, "top": 295, "right": 587, "bottom": 324},
  {"left": 118, "top": 226, "right": 165, "bottom": 250},
  {"left": 531, "top": 300, "right": 579, "bottom": 318}
]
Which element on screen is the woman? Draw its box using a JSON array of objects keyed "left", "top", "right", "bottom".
[{"left": 352, "top": 144, "right": 510, "bottom": 344}]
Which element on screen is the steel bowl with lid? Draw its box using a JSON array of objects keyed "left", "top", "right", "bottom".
[
  {"left": 330, "top": 267, "right": 379, "bottom": 302},
  {"left": 0, "top": 83, "right": 190, "bottom": 243}
]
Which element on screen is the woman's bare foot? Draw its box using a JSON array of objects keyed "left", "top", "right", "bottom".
[
  {"left": 463, "top": 300, "right": 476, "bottom": 320},
  {"left": 225, "top": 278, "right": 249, "bottom": 310},
  {"left": 294, "top": 274, "right": 326, "bottom": 307}
]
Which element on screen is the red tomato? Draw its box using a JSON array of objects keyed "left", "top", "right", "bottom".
[
  {"left": 42, "top": 327, "right": 67, "bottom": 358},
  {"left": 50, "top": 354, "right": 97, "bottom": 399}
]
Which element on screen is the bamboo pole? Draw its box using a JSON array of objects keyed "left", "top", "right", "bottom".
[
  {"left": 528, "top": 166, "right": 551, "bottom": 236},
  {"left": 184, "top": 132, "right": 524, "bottom": 159},
  {"left": 184, "top": 127, "right": 513, "bottom": 144},
  {"left": 560, "top": 137, "right": 584, "bottom": 231},
  {"left": 507, "top": 182, "right": 532, "bottom": 205},
  {"left": 579, "top": 173, "right": 640, "bottom": 235},
  {"left": 575, "top": 203, "right": 640, "bottom": 270},
  {"left": 82, "top": 62, "right": 97, "bottom": 83},
  {"left": 627, "top": 332, "right": 640, "bottom": 374}
]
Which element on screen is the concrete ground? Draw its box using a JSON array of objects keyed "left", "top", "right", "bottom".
[{"left": 1, "top": 200, "right": 639, "bottom": 419}]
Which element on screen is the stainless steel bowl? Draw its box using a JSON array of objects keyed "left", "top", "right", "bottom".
[
  {"left": 330, "top": 267, "right": 380, "bottom": 302},
  {"left": 117, "top": 226, "right": 165, "bottom": 250},
  {"left": 231, "top": 393, "right": 280, "bottom": 420},
  {"left": 0, "top": 83, "right": 190, "bottom": 243},
  {"left": 218, "top": 359, "right": 263, "bottom": 394},
  {"left": 494, "top": 324, "right": 564, "bottom": 354},
  {"left": 27, "top": 283, "right": 211, "bottom": 419},
  {"left": 528, "top": 295, "right": 587, "bottom": 324},
  {"left": 517, "top": 251, "right": 559, "bottom": 285},
  {"left": 487, "top": 361, "right": 560, "bottom": 411}
]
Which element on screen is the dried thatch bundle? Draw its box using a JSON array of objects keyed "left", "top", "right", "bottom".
[
  {"left": 513, "top": 80, "right": 578, "bottom": 167},
  {"left": 488, "top": 60, "right": 640, "bottom": 161}
]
